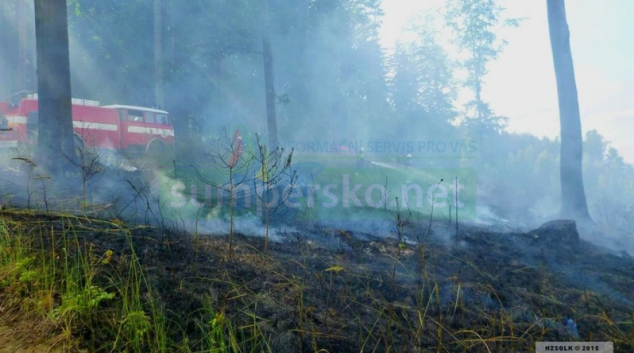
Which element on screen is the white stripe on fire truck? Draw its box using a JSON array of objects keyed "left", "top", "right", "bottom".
[
  {"left": 4, "top": 117, "right": 172, "bottom": 136},
  {"left": 127, "top": 126, "right": 175, "bottom": 137},
  {"left": 73, "top": 121, "right": 118, "bottom": 131},
  {"left": 7, "top": 116, "right": 27, "bottom": 124},
  {"left": 0, "top": 140, "right": 18, "bottom": 148}
]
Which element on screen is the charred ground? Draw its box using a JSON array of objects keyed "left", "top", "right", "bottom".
[{"left": 0, "top": 206, "right": 632, "bottom": 352}]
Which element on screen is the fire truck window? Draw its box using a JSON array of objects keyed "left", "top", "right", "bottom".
[
  {"left": 128, "top": 110, "right": 143, "bottom": 122},
  {"left": 156, "top": 113, "right": 168, "bottom": 124},
  {"left": 144, "top": 112, "right": 155, "bottom": 123}
]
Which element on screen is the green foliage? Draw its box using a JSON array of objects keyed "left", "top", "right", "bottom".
[
  {"left": 445, "top": 0, "right": 521, "bottom": 131},
  {"left": 52, "top": 285, "right": 115, "bottom": 321},
  {"left": 64, "top": 0, "right": 392, "bottom": 144},
  {"left": 0, "top": 212, "right": 263, "bottom": 352},
  {"left": 582, "top": 130, "right": 634, "bottom": 219},
  {"left": 389, "top": 13, "right": 457, "bottom": 140},
  {"left": 67, "top": 0, "right": 257, "bottom": 122},
  {"left": 475, "top": 129, "right": 634, "bottom": 222}
]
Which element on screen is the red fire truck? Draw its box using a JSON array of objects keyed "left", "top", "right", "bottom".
[{"left": 0, "top": 92, "right": 174, "bottom": 156}]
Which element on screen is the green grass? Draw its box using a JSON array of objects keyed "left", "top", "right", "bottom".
[
  {"left": 0, "top": 209, "right": 265, "bottom": 352},
  {"left": 0, "top": 206, "right": 632, "bottom": 352}
]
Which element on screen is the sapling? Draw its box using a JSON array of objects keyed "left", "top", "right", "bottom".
[
  {"left": 454, "top": 175, "right": 459, "bottom": 238},
  {"left": 60, "top": 134, "right": 106, "bottom": 210},
  {"left": 12, "top": 157, "right": 37, "bottom": 209},
  {"left": 416, "top": 179, "right": 443, "bottom": 298},
  {"left": 422, "top": 179, "right": 443, "bottom": 244},
  {"left": 194, "top": 128, "right": 254, "bottom": 260},
  {"left": 252, "top": 133, "right": 296, "bottom": 253}
]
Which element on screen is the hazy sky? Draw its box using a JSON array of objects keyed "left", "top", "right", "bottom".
[{"left": 380, "top": 0, "right": 634, "bottom": 163}]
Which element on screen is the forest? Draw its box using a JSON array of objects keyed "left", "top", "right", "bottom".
[{"left": 0, "top": 0, "right": 632, "bottom": 352}]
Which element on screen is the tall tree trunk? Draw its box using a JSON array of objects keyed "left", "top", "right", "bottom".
[
  {"left": 262, "top": 0, "right": 279, "bottom": 149},
  {"left": 546, "top": 0, "right": 591, "bottom": 221},
  {"left": 17, "top": 0, "right": 27, "bottom": 93},
  {"left": 0, "top": 2, "right": 15, "bottom": 98},
  {"left": 154, "top": 0, "right": 164, "bottom": 108},
  {"left": 34, "top": 0, "right": 74, "bottom": 165}
]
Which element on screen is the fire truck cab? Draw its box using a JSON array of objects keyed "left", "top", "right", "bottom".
[
  {"left": 0, "top": 93, "right": 174, "bottom": 155},
  {"left": 101, "top": 104, "right": 174, "bottom": 153}
]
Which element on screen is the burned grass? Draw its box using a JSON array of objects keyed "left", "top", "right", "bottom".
[{"left": 0, "top": 208, "right": 632, "bottom": 352}]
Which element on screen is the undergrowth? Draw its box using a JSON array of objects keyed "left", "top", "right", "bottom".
[
  {"left": 0, "top": 207, "right": 632, "bottom": 352},
  {"left": 0, "top": 208, "right": 268, "bottom": 352}
]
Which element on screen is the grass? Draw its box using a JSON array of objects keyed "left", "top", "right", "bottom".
[
  {"left": 0, "top": 206, "right": 632, "bottom": 352},
  {"left": 0, "top": 208, "right": 265, "bottom": 352}
]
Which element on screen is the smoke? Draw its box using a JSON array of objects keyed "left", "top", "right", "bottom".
[
  {"left": 1, "top": 0, "right": 633, "bottom": 259},
  {"left": 145, "top": 167, "right": 296, "bottom": 240}
]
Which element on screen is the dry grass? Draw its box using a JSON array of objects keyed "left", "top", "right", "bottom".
[{"left": 0, "top": 207, "right": 632, "bottom": 352}]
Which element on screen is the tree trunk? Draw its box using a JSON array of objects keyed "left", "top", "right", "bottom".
[
  {"left": 546, "top": 0, "right": 591, "bottom": 221},
  {"left": 0, "top": 2, "right": 15, "bottom": 98},
  {"left": 154, "top": 0, "right": 164, "bottom": 108},
  {"left": 17, "top": 0, "right": 27, "bottom": 93},
  {"left": 34, "top": 0, "right": 74, "bottom": 167},
  {"left": 262, "top": 0, "right": 279, "bottom": 149}
]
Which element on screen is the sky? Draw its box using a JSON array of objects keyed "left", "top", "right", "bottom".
[{"left": 379, "top": 0, "right": 634, "bottom": 163}]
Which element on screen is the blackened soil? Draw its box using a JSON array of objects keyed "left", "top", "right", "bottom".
[{"left": 1, "top": 209, "right": 633, "bottom": 353}]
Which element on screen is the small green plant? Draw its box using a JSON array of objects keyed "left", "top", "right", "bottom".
[
  {"left": 52, "top": 285, "right": 115, "bottom": 322},
  {"left": 0, "top": 211, "right": 170, "bottom": 352},
  {"left": 253, "top": 132, "right": 296, "bottom": 253},
  {"left": 195, "top": 128, "right": 254, "bottom": 260},
  {"left": 12, "top": 157, "right": 39, "bottom": 209},
  {"left": 60, "top": 134, "right": 106, "bottom": 210}
]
